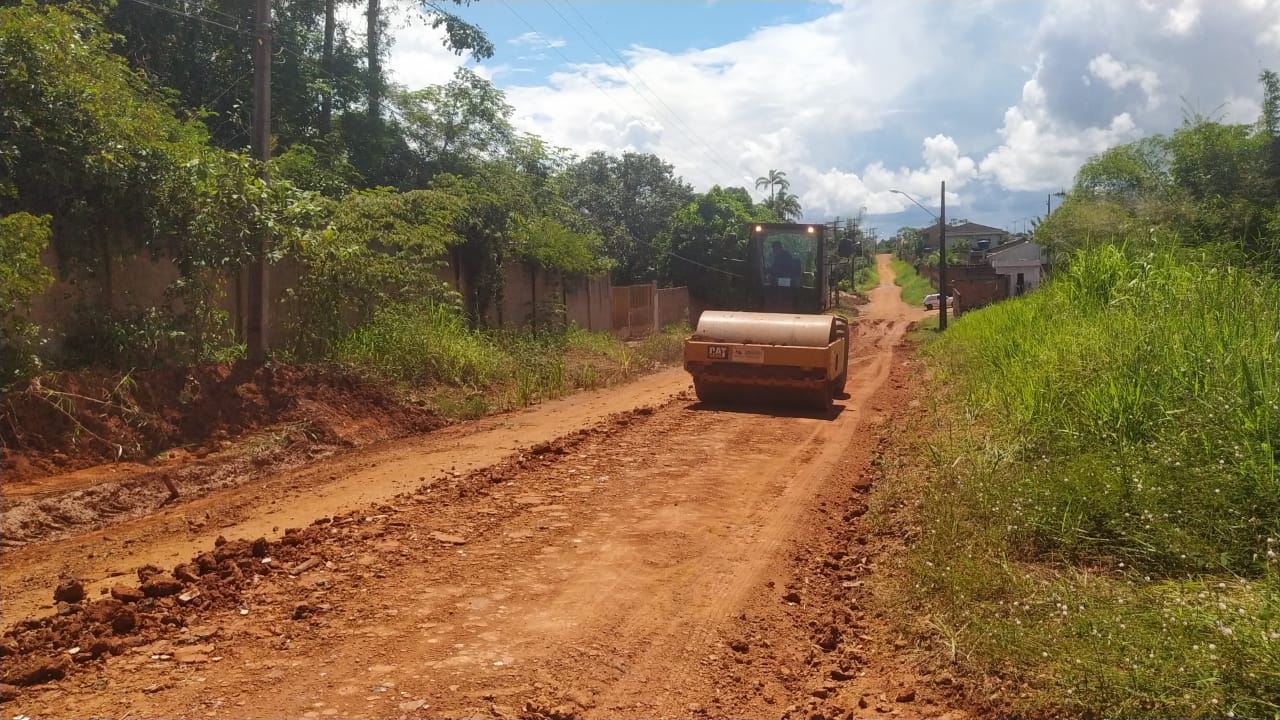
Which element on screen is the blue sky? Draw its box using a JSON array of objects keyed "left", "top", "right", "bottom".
[{"left": 373, "top": 0, "right": 1280, "bottom": 239}]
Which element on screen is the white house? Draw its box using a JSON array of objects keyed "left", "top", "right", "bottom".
[{"left": 987, "top": 240, "right": 1045, "bottom": 297}]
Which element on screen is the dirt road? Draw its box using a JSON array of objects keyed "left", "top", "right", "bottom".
[{"left": 3, "top": 255, "right": 951, "bottom": 718}]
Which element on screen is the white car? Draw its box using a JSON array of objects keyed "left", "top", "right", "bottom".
[{"left": 923, "top": 293, "right": 954, "bottom": 310}]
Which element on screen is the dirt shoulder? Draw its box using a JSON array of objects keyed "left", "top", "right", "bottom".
[{"left": 0, "top": 367, "right": 692, "bottom": 622}]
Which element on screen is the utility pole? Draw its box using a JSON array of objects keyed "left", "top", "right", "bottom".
[
  {"left": 939, "top": 180, "right": 948, "bottom": 331},
  {"left": 829, "top": 217, "right": 841, "bottom": 308},
  {"left": 1046, "top": 192, "right": 1051, "bottom": 217},
  {"left": 248, "top": 0, "right": 271, "bottom": 362}
]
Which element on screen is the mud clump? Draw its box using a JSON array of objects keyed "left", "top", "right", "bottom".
[
  {"left": 2, "top": 654, "right": 71, "bottom": 687},
  {"left": 140, "top": 573, "right": 183, "bottom": 598},
  {"left": 0, "top": 523, "right": 333, "bottom": 695},
  {"left": 110, "top": 584, "right": 145, "bottom": 603},
  {"left": 52, "top": 578, "right": 85, "bottom": 604}
]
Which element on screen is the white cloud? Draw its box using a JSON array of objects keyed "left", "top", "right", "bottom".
[
  {"left": 980, "top": 59, "right": 1142, "bottom": 192},
  {"left": 501, "top": 2, "right": 962, "bottom": 219},
  {"left": 1088, "top": 53, "right": 1161, "bottom": 109},
  {"left": 510, "top": 31, "right": 566, "bottom": 49},
  {"left": 337, "top": 5, "right": 474, "bottom": 91},
  {"left": 368, "top": 0, "right": 1280, "bottom": 225},
  {"left": 801, "top": 135, "right": 979, "bottom": 219},
  {"left": 1163, "top": 0, "right": 1201, "bottom": 36}
]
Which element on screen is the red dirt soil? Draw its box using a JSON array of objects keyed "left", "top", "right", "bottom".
[{"left": 2, "top": 362, "right": 444, "bottom": 483}]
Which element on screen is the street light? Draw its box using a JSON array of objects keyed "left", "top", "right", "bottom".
[
  {"left": 890, "top": 189, "right": 937, "bottom": 222},
  {"left": 890, "top": 184, "right": 948, "bottom": 330}
]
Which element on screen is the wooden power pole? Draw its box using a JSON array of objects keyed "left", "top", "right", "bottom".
[
  {"left": 938, "top": 180, "right": 948, "bottom": 331},
  {"left": 248, "top": 0, "right": 272, "bottom": 362}
]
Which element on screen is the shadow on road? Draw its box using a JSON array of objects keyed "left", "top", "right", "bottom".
[{"left": 685, "top": 400, "right": 846, "bottom": 421}]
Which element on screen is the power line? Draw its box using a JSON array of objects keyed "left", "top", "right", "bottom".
[
  {"left": 117, "top": 0, "right": 250, "bottom": 36},
  {"left": 538, "top": 0, "right": 742, "bottom": 183},
  {"left": 562, "top": 0, "right": 745, "bottom": 184},
  {"left": 502, "top": 0, "right": 744, "bottom": 185},
  {"left": 205, "top": 67, "right": 254, "bottom": 108},
  {"left": 183, "top": 0, "right": 245, "bottom": 28}
]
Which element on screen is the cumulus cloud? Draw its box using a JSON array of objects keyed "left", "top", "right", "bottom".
[
  {"left": 981, "top": 58, "right": 1141, "bottom": 192},
  {"left": 1087, "top": 53, "right": 1161, "bottom": 109},
  {"left": 802, "top": 135, "right": 979, "bottom": 218},
  {"left": 1162, "top": 0, "right": 1202, "bottom": 36},
  {"left": 368, "top": 0, "right": 1280, "bottom": 224}
]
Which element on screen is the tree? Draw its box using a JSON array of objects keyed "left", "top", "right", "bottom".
[
  {"left": 0, "top": 3, "right": 317, "bottom": 367},
  {"left": 394, "top": 68, "right": 514, "bottom": 180},
  {"left": 657, "top": 186, "right": 773, "bottom": 306},
  {"left": 560, "top": 151, "right": 695, "bottom": 284},
  {"left": 754, "top": 169, "right": 789, "bottom": 205},
  {"left": 767, "top": 190, "right": 803, "bottom": 221},
  {"left": 364, "top": 0, "right": 494, "bottom": 149},
  {"left": 1257, "top": 69, "right": 1280, "bottom": 196},
  {"left": 0, "top": 213, "right": 54, "bottom": 385},
  {"left": 1041, "top": 69, "right": 1280, "bottom": 272}
]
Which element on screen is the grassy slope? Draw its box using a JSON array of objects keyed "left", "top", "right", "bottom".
[
  {"left": 335, "top": 301, "right": 688, "bottom": 418},
  {"left": 855, "top": 261, "right": 880, "bottom": 293},
  {"left": 890, "top": 258, "right": 935, "bottom": 305},
  {"left": 891, "top": 245, "right": 1279, "bottom": 718}
]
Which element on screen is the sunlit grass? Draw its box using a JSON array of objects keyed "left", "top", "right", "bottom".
[
  {"left": 334, "top": 302, "right": 688, "bottom": 417},
  {"left": 893, "top": 242, "right": 1280, "bottom": 717},
  {"left": 891, "top": 258, "right": 935, "bottom": 305}
]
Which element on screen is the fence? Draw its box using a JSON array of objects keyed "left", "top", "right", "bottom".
[{"left": 610, "top": 282, "right": 689, "bottom": 338}]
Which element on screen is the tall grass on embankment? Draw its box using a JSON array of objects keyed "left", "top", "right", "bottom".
[
  {"left": 889, "top": 244, "right": 1279, "bottom": 718},
  {"left": 891, "top": 258, "right": 935, "bottom": 305},
  {"left": 334, "top": 301, "right": 688, "bottom": 418},
  {"left": 855, "top": 262, "right": 880, "bottom": 293}
]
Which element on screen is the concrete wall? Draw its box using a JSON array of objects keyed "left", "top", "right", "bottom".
[
  {"left": 656, "top": 286, "right": 689, "bottom": 328},
  {"left": 495, "top": 262, "right": 611, "bottom": 332},
  {"left": 24, "top": 247, "right": 614, "bottom": 356}
]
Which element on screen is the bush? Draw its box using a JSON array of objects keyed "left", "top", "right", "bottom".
[
  {"left": 335, "top": 302, "right": 501, "bottom": 386},
  {"left": 0, "top": 213, "right": 53, "bottom": 386}
]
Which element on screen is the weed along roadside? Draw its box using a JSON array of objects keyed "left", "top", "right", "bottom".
[{"left": 876, "top": 244, "right": 1279, "bottom": 718}]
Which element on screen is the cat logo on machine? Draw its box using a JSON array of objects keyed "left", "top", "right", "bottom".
[{"left": 707, "top": 345, "right": 728, "bottom": 360}]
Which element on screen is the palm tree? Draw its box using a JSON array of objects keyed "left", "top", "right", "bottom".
[
  {"left": 771, "top": 191, "right": 802, "bottom": 221},
  {"left": 754, "top": 169, "right": 789, "bottom": 204}
]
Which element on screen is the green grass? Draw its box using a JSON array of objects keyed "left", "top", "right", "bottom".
[
  {"left": 855, "top": 262, "right": 880, "bottom": 293},
  {"left": 890, "top": 257, "right": 935, "bottom": 305},
  {"left": 334, "top": 302, "right": 688, "bottom": 418},
  {"left": 892, "top": 242, "right": 1280, "bottom": 718}
]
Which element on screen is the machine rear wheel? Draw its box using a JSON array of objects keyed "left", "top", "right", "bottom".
[
  {"left": 694, "top": 379, "right": 729, "bottom": 405},
  {"left": 811, "top": 384, "right": 833, "bottom": 411},
  {"left": 830, "top": 370, "right": 848, "bottom": 397}
]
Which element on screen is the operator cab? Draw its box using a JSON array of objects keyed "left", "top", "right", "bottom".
[{"left": 748, "top": 223, "right": 826, "bottom": 314}]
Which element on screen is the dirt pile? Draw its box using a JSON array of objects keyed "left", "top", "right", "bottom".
[{"left": 1, "top": 362, "right": 443, "bottom": 482}]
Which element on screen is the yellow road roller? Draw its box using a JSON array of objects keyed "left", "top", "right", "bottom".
[
  {"left": 683, "top": 222, "right": 853, "bottom": 410},
  {"left": 684, "top": 310, "right": 849, "bottom": 409}
]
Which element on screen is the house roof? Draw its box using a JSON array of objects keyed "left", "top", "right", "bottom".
[
  {"left": 920, "top": 221, "right": 1007, "bottom": 243},
  {"left": 984, "top": 238, "right": 1029, "bottom": 256}
]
